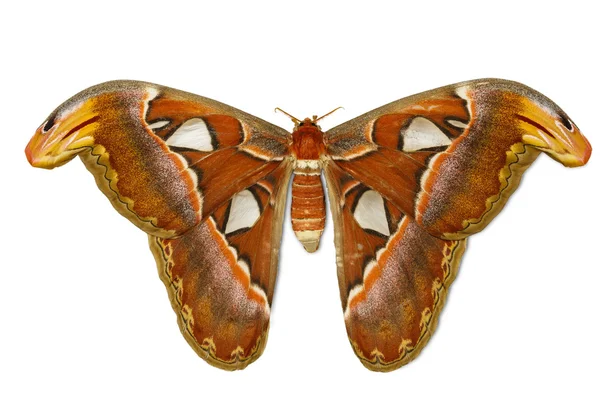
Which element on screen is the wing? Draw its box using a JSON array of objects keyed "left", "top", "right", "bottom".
[
  {"left": 324, "top": 162, "right": 466, "bottom": 371},
  {"left": 150, "top": 161, "right": 292, "bottom": 369},
  {"left": 325, "top": 79, "right": 591, "bottom": 240},
  {"left": 323, "top": 78, "right": 591, "bottom": 371},
  {"left": 25, "top": 80, "right": 293, "bottom": 369}
]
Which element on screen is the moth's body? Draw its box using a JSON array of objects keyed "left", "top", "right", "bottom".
[
  {"left": 25, "top": 79, "right": 591, "bottom": 371},
  {"left": 290, "top": 118, "right": 327, "bottom": 252}
]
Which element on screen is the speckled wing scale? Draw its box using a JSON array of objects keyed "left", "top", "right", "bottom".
[{"left": 25, "top": 79, "right": 591, "bottom": 371}]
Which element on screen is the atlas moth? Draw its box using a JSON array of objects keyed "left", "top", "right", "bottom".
[{"left": 25, "top": 79, "right": 592, "bottom": 371}]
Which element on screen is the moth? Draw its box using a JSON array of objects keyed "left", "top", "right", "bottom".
[{"left": 25, "top": 79, "right": 592, "bottom": 371}]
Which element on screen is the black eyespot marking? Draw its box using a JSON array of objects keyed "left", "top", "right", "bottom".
[
  {"left": 42, "top": 113, "right": 56, "bottom": 133},
  {"left": 559, "top": 113, "right": 573, "bottom": 131},
  {"left": 298, "top": 122, "right": 305, "bottom": 127}
]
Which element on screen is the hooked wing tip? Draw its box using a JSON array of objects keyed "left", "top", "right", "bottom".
[{"left": 24, "top": 134, "right": 55, "bottom": 169}]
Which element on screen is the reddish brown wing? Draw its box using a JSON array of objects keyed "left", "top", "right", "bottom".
[
  {"left": 25, "top": 81, "right": 293, "bottom": 370},
  {"left": 324, "top": 162, "right": 465, "bottom": 371},
  {"left": 150, "top": 160, "right": 292, "bottom": 369},
  {"left": 323, "top": 79, "right": 591, "bottom": 370}
]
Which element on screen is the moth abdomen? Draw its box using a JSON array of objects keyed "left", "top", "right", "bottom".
[{"left": 291, "top": 172, "right": 326, "bottom": 253}]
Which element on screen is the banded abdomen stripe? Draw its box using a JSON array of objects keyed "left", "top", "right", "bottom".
[{"left": 291, "top": 173, "right": 326, "bottom": 252}]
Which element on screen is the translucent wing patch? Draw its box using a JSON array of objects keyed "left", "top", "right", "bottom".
[
  {"left": 224, "top": 189, "right": 262, "bottom": 234},
  {"left": 353, "top": 190, "right": 390, "bottom": 236},
  {"left": 400, "top": 117, "right": 453, "bottom": 152},
  {"left": 165, "top": 118, "right": 215, "bottom": 151}
]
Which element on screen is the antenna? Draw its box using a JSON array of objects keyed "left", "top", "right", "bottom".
[
  {"left": 314, "top": 107, "right": 344, "bottom": 122},
  {"left": 274, "top": 108, "right": 301, "bottom": 125}
]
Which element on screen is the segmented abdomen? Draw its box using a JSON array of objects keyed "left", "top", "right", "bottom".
[{"left": 291, "top": 173, "right": 326, "bottom": 252}]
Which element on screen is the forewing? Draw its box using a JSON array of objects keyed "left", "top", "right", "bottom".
[
  {"left": 325, "top": 78, "right": 590, "bottom": 240},
  {"left": 145, "top": 87, "right": 291, "bottom": 223},
  {"left": 27, "top": 80, "right": 291, "bottom": 238}
]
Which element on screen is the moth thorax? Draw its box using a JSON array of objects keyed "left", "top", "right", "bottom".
[{"left": 291, "top": 171, "right": 326, "bottom": 253}]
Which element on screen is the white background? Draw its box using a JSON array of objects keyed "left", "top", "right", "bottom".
[{"left": 1, "top": 1, "right": 598, "bottom": 399}]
